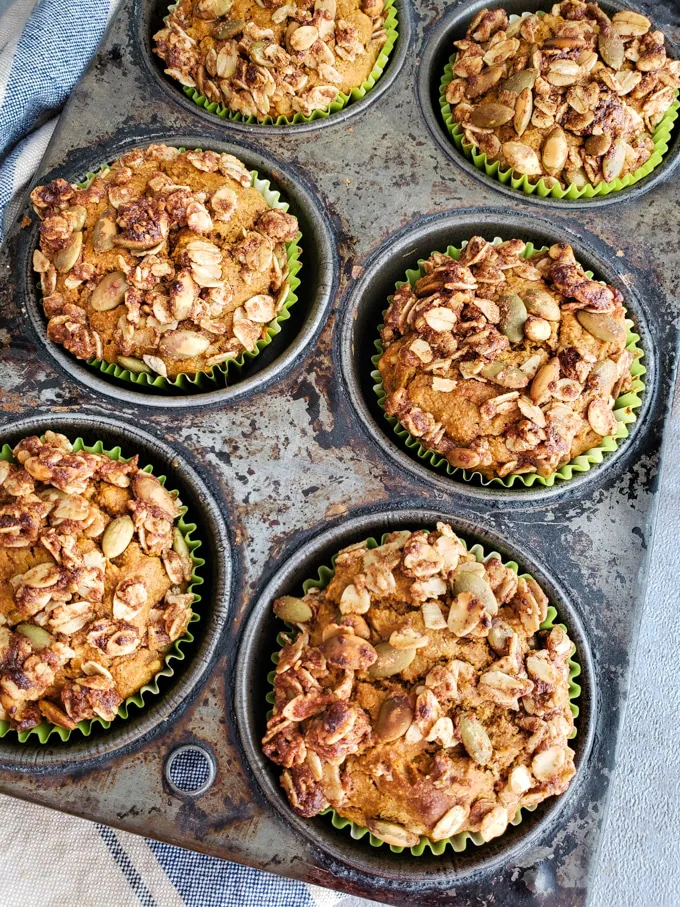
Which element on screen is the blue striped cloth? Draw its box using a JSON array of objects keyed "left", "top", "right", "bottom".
[{"left": 0, "top": 1, "right": 369, "bottom": 903}]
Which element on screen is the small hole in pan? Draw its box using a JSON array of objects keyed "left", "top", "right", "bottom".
[
  {"left": 417, "top": 0, "right": 680, "bottom": 208},
  {"left": 165, "top": 744, "right": 216, "bottom": 796},
  {"left": 338, "top": 207, "right": 655, "bottom": 502}
]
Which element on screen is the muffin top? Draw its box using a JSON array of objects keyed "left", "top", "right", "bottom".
[
  {"left": 0, "top": 432, "right": 194, "bottom": 732},
  {"left": 31, "top": 144, "right": 299, "bottom": 379},
  {"left": 153, "top": 0, "right": 389, "bottom": 121},
  {"left": 378, "top": 238, "right": 634, "bottom": 480},
  {"left": 445, "top": 1, "right": 680, "bottom": 188},
  {"left": 263, "top": 525, "right": 576, "bottom": 846}
]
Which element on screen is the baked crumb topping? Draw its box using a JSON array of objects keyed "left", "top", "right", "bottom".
[
  {"left": 262, "top": 525, "right": 576, "bottom": 847},
  {"left": 31, "top": 145, "right": 299, "bottom": 379},
  {"left": 378, "top": 238, "right": 634, "bottom": 479},
  {"left": 0, "top": 433, "right": 194, "bottom": 732},
  {"left": 446, "top": 2, "right": 680, "bottom": 187},
  {"left": 153, "top": 0, "right": 388, "bottom": 120}
]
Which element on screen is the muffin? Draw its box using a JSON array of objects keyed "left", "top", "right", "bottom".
[
  {"left": 263, "top": 525, "right": 577, "bottom": 848},
  {"left": 0, "top": 432, "right": 195, "bottom": 733},
  {"left": 153, "top": 0, "right": 391, "bottom": 121},
  {"left": 377, "top": 237, "right": 635, "bottom": 480},
  {"left": 30, "top": 144, "right": 299, "bottom": 381},
  {"left": 444, "top": 2, "right": 680, "bottom": 188}
]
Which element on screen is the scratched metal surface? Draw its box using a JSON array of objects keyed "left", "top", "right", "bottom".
[{"left": 0, "top": 0, "right": 679, "bottom": 903}]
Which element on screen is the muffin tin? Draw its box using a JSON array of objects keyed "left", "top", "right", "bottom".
[{"left": 0, "top": 0, "right": 677, "bottom": 903}]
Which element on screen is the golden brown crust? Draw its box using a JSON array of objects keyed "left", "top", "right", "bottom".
[
  {"left": 262, "top": 526, "right": 576, "bottom": 846},
  {"left": 0, "top": 432, "right": 194, "bottom": 731},
  {"left": 31, "top": 145, "right": 298, "bottom": 379},
  {"left": 378, "top": 238, "right": 634, "bottom": 480},
  {"left": 446, "top": 2, "right": 680, "bottom": 187},
  {"left": 153, "top": 0, "right": 388, "bottom": 120}
]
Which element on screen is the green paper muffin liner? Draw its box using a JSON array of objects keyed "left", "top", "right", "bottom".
[
  {"left": 439, "top": 11, "right": 680, "bottom": 200},
  {"left": 371, "top": 238, "right": 646, "bottom": 488},
  {"left": 38, "top": 152, "right": 302, "bottom": 393},
  {"left": 0, "top": 436, "right": 204, "bottom": 743},
  {"left": 166, "top": 0, "right": 398, "bottom": 126},
  {"left": 266, "top": 531, "right": 581, "bottom": 856}
]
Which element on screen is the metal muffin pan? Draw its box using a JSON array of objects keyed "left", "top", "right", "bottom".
[
  {"left": 18, "top": 134, "right": 338, "bottom": 407},
  {"left": 235, "top": 506, "right": 596, "bottom": 884},
  {"left": 418, "top": 0, "right": 680, "bottom": 208},
  {"left": 0, "top": 412, "right": 232, "bottom": 770},
  {"left": 339, "top": 207, "right": 656, "bottom": 501},
  {"left": 0, "top": 0, "right": 678, "bottom": 902}
]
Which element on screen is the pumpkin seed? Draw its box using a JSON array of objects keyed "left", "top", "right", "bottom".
[
  {"left": 522, "top": 288, "right": 561, "bottom": 321},
  {"left": 214, "top": 18, "right": 245, "bottom": 38},
  {"left": 501, "top": 68, "right": 537, "bottom": 94},
  {"left": 366, "top": 820, "right": 420, "bottom": 848},
  {"left": 530, "top": 357, "right": 560, "bottom": 402},
  {"left": 54, "top": 231, "right": 83, "bottom": 272},
  {"left": 452, "top": 567, "right": 498, "bottom": 616},
  {"left": 480, "top": 361, "right": 529, "bottom": 389},
  {"left": 376, "top": 694, "right": 413, "bottom": 742},
  {"left": 513, "top": 87, "right": 533, "bottom": 137},
  {"left": 542, "top": 126, "right": 568, "bottom": 172},
  {"left": 117, "top": 356, "right": 151, "bottom": 374},
  {"left": 101, "top": 515, "right": 135, "bottom": 559},
  {"left": 584, "top": 134, "right": 611, "bottom": 157},
  {"left": 274, "top": 595, "right": 313, "bottom": 623},
  {"left": 589, "top": 358, "right": 618, "bottom": 397},
  {"left": 160, "top": 331, "right": 211, "bottom": 359},
  {"left": 92, "top": 208, "right": 118, "bottom": 252},
  {"left": 368, "top": 642, "right": 416, "bottom": 679},
  {"left": 598, "top": 26, "right": 624, "bottom": 70},
  {"left": 466, "top": 64, "right": 505, "bottom": 98},
  {"left": 602, "top": 138, "right": 627, "bottom": 183},
  {"left": 576, "top": 310, "right": 627, "bottom": 344},
  {"left": 459, "top": 715, "right": 493, "bottom": 765},
  {"left": 90, "top": 270, "right": 128, "bottom": 312},
  {"left": 470, "top": 102, "right": 514, "bottom": 128},
  {"left": 16, "top": 623, "right": 53, "bottom": 650},
  {"left": 431, "top": 805, "right": 468, "bottom": 841},
  {"left": 502, "top": 142, "right": 542, "bottom": 176},
  {"left": 498, "top": 293, "right": 528, "bottom": 342},
  {"left": 64, "top": 205, "right": 87, "bottom": 232}
]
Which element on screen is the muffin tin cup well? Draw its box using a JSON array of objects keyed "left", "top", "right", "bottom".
[
  {"left": 0, "top": 412, "right": 232, "bottom": 771},
  {"left": 138, "top": 0, "right": 413, "bottom": 135},
  {"left": 338, "top": 207, "right": 657, "bottom": 502},
  {"left": 19, "top": 135, "right": 337, "bottom": 408},
  {"left": 234, "top": 506, "right": 596, "bottom": 882},
  {"left": 417, "top": 0, "right": 680, "bottom": 209}
]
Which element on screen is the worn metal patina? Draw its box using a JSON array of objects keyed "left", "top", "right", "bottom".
[{"left": 0, "top": 0, "right": 679, "bottom": 904}]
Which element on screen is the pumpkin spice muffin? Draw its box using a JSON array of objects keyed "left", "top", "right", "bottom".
[
  {"left": 377, "top": 237, "right": 634, "bottom": 480},
  {"left": 445, "top": 2, "right": 680, "bottom": 187},
  {"left": 31, "top": 144, "right": 299, "bottom": 380},
  {"left": 262, "top": 525, "right": 577, "bottom": 847},
  {"left": 153, "top": 0, "right": 389, "bottom": 120},
  {"left": 0, "top": 432, "right": 195, "bottom": 732}
]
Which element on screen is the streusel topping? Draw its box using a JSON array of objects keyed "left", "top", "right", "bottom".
[
  {"left": 263, "top": 525, "right": 576, "bottom": 846},
  {"left": 378, "top": 238, "right": 634, "bottom": 479},
  {"left": 153, "top": 0, "right": 389, "bottom": 120},
  {"left": 446, "top": 2, "right": 680, "bottom": 187},
  {"left": 31, "top": 144, "right": 299, "bottom": 379},
  {"left": 0, "top": 433, "right": 194, "bottom": 732}
]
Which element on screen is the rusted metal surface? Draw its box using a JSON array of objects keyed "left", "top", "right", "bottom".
[{"left": 0, "top": 0, "right": 679, "bottom": 903}]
